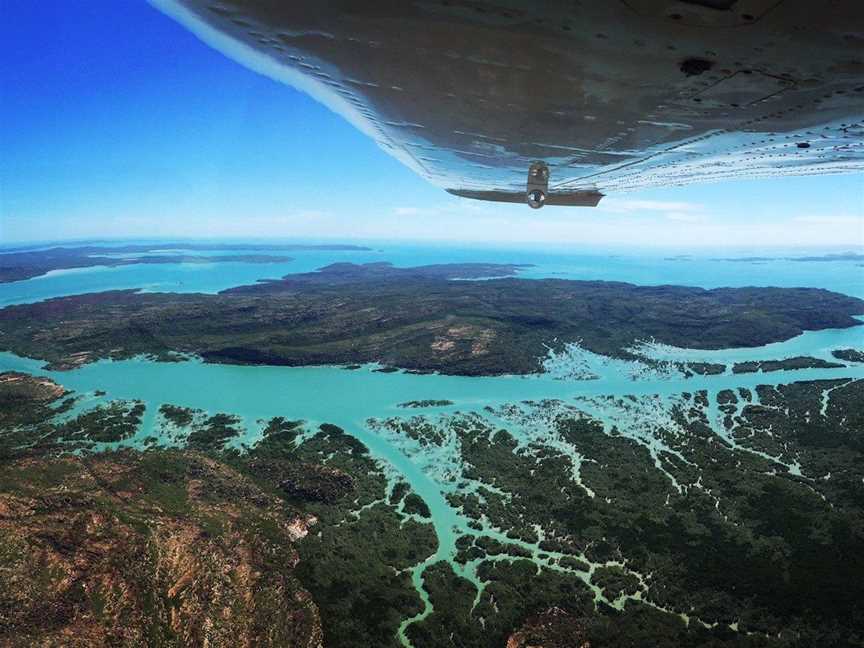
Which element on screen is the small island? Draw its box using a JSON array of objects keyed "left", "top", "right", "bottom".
[
  {"left": 714, "top": 251, "right": 864, "bottom": 263},
  {"left": 732, "top": 356, "right": 845, "bottom": 374},
  {"left": 397, "top": 400, "right": 455, "bottom": 408},
  {"left": 833, "top": 348, "right": 864, "bottom": 363}
]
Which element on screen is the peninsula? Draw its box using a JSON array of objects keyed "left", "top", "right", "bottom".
[{"left": 0, "top": 261, "right": 862, "bottom": 375}]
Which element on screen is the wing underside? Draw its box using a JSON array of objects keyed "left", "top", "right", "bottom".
[{"left": 152, "top": 0, "right": 864, "bottom": 205}]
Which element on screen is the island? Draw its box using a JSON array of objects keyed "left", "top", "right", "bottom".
[
  {"left": 714, "top": 251, "right": 864, "bottom": 263},
  {"left": 0, "top": 262, "right": 861, "bottom": 375},
  {"left": 398, "top": 400, "right": 455, "bottom": 408},
  {"left": 731, "top": 356, "right": 845, "bottom": 374},
  {"left": 0, "top": 243, "right": 372, "bottom": 282},
  {"left": 833, "top": 348, "right": 864, "bottom": 363}
]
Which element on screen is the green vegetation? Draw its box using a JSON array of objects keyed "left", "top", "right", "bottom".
[
  {"left": 0, "top": 375, "right": 438, "bottom": 647},
  {"left": 402, "top": 493, "right": 431, "bottom": 518},
  {"left": 732, "top": 356, "right": 844, "bottom": 373},
  {"left": 54, "top": 400, "right": 145, "bottom": 443},
  {"left": 833, "top": 348, "right": 864, "bottom": 363},
  {"left": 239, "top": 423, "right": 438, "bottom": 647},
  {"left": 0, "top": 373, "right": 147, "bottom": 457},
  {"left": 3, "top": 362, "right": 864, "bottom": 646},
  {"left": 678, "top": 361, "right": 726, "bottom": 376},
  {"left": 261, "top": 416, "right": 303, "bottom": 436},
  {"left": 389, "top": 480, "right": 410, "bottom": 505},
  {"left": 185, "top": 413, "right": 242, "bottom": 449},
  {"left": 158, "top": 403, "right": 194, "bottom": 426},
  {"left": 591, "top": 565, "right": 640, "bottom": 600},
  {"left": 378, "top": 379, "right": 864, "bottom": 646},
  {"left": 0, "top": 243, "right": 371, "bottom": 282},
  {"left": 408, "top": 560, "right": 593, "bottom": 648},
  {"left": 0, "top": 372, "right": 70, "bottom": 459},
  {"left": 252, "top": 417, "right": 303, "bottom": 455},
  {"left": 2, "top": 262, "right": 861, "bottom": 375},
  {"left": 398, "top": 399, "right": 454, "bottom": 408}
]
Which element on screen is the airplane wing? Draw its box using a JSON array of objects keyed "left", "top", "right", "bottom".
[{"left": 151, "top": 0, "right": 864, "bottom": 207}]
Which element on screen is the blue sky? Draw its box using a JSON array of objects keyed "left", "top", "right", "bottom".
[{"left": 1, "top": 0, "right": 862, "bottom": 247}]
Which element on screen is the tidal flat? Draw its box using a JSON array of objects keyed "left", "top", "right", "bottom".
[
  {"left": 1, "top": 250, "right": 864, "bottom": 646},
  {"left": 2, "top": 328, "right": 864, "bottom": 646}
]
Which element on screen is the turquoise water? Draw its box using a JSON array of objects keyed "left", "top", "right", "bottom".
[
  {"left": 1, "top": 241, "right": 863, "bottom": 640},
  {"left": 2, "top": 242, "right": 862, "bottom": 306},
  {"left": 2, "top": 332, "right": 863, "bottom": 637}
]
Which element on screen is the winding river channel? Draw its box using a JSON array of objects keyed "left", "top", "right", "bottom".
[
  {"left": 2, "top": 320, "right": 863, "bottom": 641},
  {"left": 2, "top": 245, "right": 863, "bottom": 643}
]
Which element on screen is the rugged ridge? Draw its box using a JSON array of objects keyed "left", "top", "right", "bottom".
[{"left": 0, "top": 451, "right": 323, "bottom": 647}]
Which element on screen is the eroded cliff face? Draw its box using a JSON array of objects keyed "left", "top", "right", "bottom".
[{"left": 0, "top": 451, "right": 322, "bottom": 647}]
